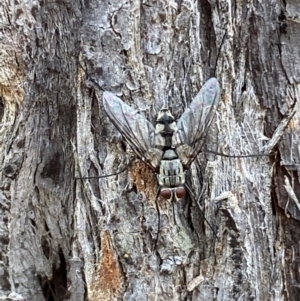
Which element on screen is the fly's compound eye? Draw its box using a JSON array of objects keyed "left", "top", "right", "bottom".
[
  {"left": 175, "top": 186, "right": 186, "bottom": 200},
  {"left": 160, "top": 188, "right": 172, "bottom": 200}
]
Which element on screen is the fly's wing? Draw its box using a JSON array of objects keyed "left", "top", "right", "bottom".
[
  {"left": 174, "top": 78, "right": 221, "bottom": 168},
  {"left": 103, "top": 91, "right": 159, "bottom": 170}
]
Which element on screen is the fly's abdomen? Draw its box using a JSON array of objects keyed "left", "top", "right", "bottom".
[{"left": 158, "top": 158, "right": 185, "bottom": 187}]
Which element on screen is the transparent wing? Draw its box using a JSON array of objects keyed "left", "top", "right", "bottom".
[
  {"left": 103, "top": 91, "right": 158, "bottom": 170},
  {"left": 174, "top": 78, "right": 221, "bottom": 168}
]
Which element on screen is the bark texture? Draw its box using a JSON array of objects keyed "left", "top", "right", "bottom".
[{"left": 0, "top": 0, "right": 299, "bottom": 300}]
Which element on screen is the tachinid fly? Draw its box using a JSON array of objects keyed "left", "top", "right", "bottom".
[{"left": 102, "top": 78, "right": 220, "bottom": 201}]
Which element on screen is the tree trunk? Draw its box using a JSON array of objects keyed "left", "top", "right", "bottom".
[{"left": 0, "top": 0, "right": 299, "bottom": 300}]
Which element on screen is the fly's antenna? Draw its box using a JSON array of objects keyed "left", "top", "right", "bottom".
[
  {"left": 212, "top": 29, "right": 228, "bottom": 77},
  {"left": 185, "top": 184, "right": 218, "bottom": 238},
  {"left": 153, "top": 189, "right": 161, "bottom": 251}
]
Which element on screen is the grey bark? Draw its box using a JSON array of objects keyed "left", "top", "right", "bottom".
[{"left": 0, "top": 0, "right": 299, "bottom": 300}]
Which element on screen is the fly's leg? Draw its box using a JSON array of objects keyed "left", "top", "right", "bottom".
[{"left": 75, "top": 159, "right": 132, "bottom": 180}]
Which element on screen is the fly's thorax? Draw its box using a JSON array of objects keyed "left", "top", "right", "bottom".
[{"left": 158, "top": 154, "right": 185, "bottom": 187}]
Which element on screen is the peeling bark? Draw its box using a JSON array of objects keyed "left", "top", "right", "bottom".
[{"left": 0, "top": 0, "right": 300, "bottom": 300}]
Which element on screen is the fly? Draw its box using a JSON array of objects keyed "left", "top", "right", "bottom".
[{"left": 102, "top": 77, "right": 220, "bottom": 201}]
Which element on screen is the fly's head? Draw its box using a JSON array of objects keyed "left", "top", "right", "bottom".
[
  {"left": 155, "top": 106, "right": 177, "bottom": 135},
  {"left": 160, "top": 186, "right": 186, "bottom": 202}
]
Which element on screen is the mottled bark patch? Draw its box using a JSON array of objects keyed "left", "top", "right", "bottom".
[
  {"left": 90, "top": 231, "right": 123, "bottom": 301},
  {"left": 0, "top": 98, "right": 4, "bottom": 122},
  {"left": 129, "top": 160, "right": 157, "bottom": 202}
]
